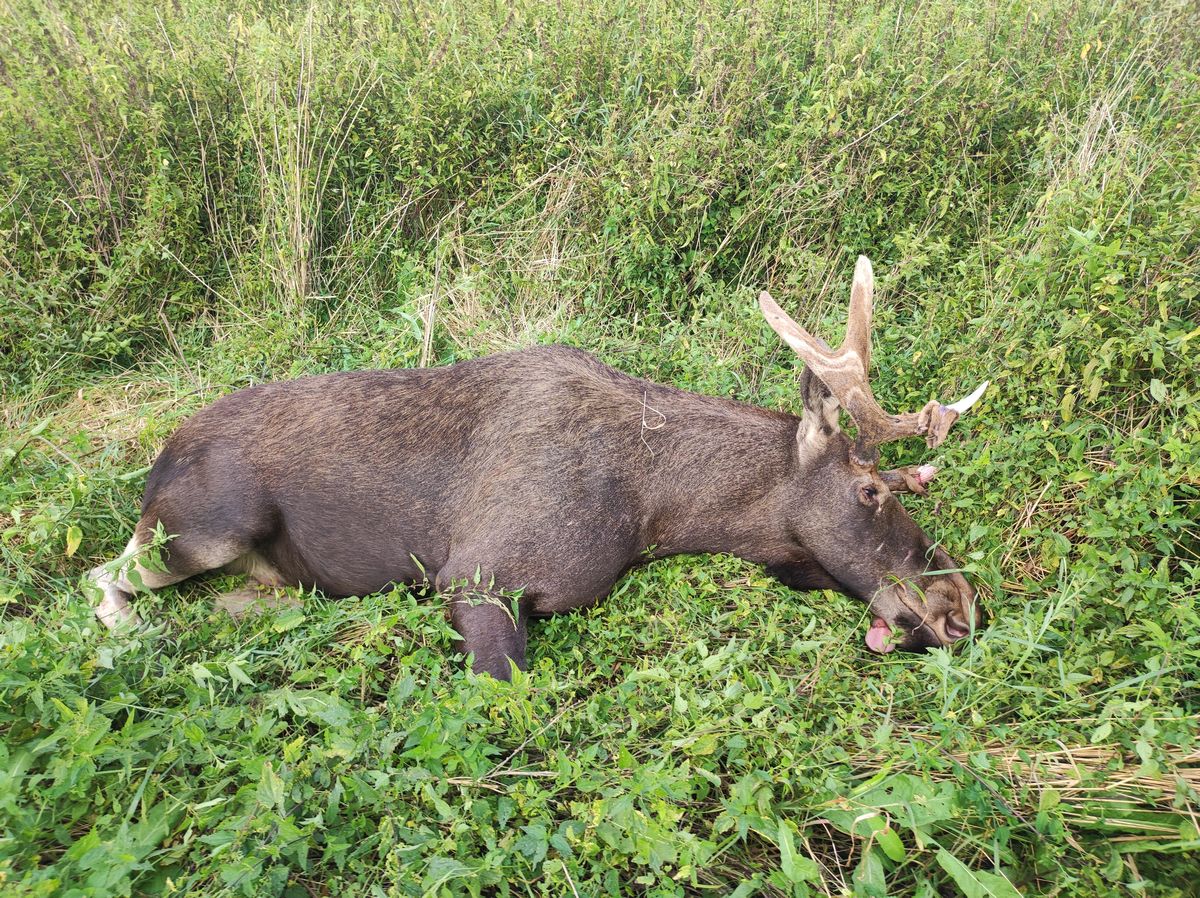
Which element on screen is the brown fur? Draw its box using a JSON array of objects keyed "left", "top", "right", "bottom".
[{"left": 100, "top": 344, "right": 982, "bottom": 678}]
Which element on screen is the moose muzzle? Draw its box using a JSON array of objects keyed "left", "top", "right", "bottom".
[{"left": 866, "top": 556, "right": 984, "bottom": 654}]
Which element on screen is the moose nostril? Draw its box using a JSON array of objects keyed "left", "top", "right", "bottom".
[{"left": 944, "top": 615, "right": 970, "bottom": 641}]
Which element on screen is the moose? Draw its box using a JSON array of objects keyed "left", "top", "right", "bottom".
[{"left": 90, "top": 257, "right": 988, "bottom": 679}]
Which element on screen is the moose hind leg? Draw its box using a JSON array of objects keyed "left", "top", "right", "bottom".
[
  {"left": 448, "top": 593, "right": 528, "bottom": 680},
  {"left": 214, "top": 583, "right": 300, "bottom": 621},
  {"left": 88, "top": 530, "right": 194, "bottom": 630},
  {"left": 88, "top": 536, "right": 145, "bottom": 629},
  {"left": 89, "top": 521, "right": 254, "bottom": 630},
  {"left": 215, "top": 553, "right": 299, "bottom": 621}
]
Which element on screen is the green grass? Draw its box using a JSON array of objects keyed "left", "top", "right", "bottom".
[{"left": 1, "top": 0, "right": 1198, "bottom": 895}]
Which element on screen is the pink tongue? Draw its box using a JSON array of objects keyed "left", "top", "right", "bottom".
[{"left": 865, "top": 617, "right": 896, "bottom": 654}]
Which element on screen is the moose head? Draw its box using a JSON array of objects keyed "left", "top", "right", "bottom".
[{"left": 759, "top": 257, "right": 989, "bottom": 653}]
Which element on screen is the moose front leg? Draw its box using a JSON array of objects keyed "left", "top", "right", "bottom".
[
  {"left": 448, "top": 593, "right": 528, "bottom": 679},
  {"left": 439, "top": 571, "right": 529, "bottom": 680}
]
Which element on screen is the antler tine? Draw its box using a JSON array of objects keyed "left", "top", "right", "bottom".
[
  {"left": 844, "top": 255, "right": 874, "bottom": 372},
  {"left": 759, "top": 285, "right": 895, "bottom": 456},
  {"left": 759, "top": 256, "right": 989, "bottom": 461},
  {"left": 757, "top": 291, "right": 839, "bottom": 365}
]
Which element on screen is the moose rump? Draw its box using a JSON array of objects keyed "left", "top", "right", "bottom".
[{"left": 128, "top": 370, "right": 472, "bottom": 596}]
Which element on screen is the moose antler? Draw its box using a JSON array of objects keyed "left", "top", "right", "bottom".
[
  {"left": 880, "top": 464, "right": 939, "bottom": 495},
  {"left": 759, "top": 256, "right": 988, "bottom": 463}
]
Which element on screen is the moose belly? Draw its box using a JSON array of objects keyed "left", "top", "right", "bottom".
[
  {"left": 524, "top": 555, "right": 638, "bottom": 616},
  {"left": 261, "top": 505, "right": 446, "bottom": 597},
  {"left": 529, "top": 588, "right": 610, "bottom": 616}
]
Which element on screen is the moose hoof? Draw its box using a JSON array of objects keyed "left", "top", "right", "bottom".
[{"left": 95, "top": 592, "right": 142, "bottom": 630}]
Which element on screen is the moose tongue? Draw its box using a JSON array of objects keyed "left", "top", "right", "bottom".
[{"left": 865, "top": 617, "right": 895, "bottom": 654}]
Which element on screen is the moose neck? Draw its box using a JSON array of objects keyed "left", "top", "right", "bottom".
[{"left": 641, "top": 389, "right": 803, "bottom": 566}]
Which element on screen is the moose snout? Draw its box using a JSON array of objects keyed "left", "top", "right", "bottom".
[
  {"left": 869, "top": 572, "right": 985, "bottom": 653},
  {"left": 938, "top": 599, "right": 986, "bottom": 644},
  {"left": 925, "top": 577, "right": 986, "bottom": 649}
]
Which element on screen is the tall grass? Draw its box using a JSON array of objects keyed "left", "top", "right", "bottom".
[{"left": 1, "top": 0, "right": 1198, "bottom": 895}]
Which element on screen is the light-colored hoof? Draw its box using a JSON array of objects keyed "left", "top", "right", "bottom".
[
  {"left": 95, "top": 593, "right": 142, "bottom": 630},
  {"left": 216, "top": 586, "right": 300, "bottom": 621}
]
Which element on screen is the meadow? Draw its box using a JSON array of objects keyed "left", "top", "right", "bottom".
[{"left": 1, "top": 0, "right": 1198, "bottom": 894}]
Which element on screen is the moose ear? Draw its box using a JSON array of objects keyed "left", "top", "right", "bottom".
[{"left": 796, "top": 367, "right": 840, "bottom": 451}]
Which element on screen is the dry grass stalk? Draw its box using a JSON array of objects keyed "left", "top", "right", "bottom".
[{"left": 856, "top": 735, "right": 1200, "bottom": 841}]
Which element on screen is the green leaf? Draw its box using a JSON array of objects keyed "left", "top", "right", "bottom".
[
  {"left": 65, "top": 524, "right": 82, "bottom": 557},
  {"left": 269, "top": 688, "right": 353, "bottom": 727},
  {"left": 777, "top": 820, "right": 819, "bottom": 883},
  {"left": 728, "top": 877, "right": 763, "bottom": 898},
  {"left": 271, "top": 608, "right": 306, "bottom": 632},
  {"left": 422, "top": 857, "right": 474, "bottom": 891},
  {"left": 514, "top": 824, "right": 549, "bottom": 864},
  {"left": 226, "top": 660, "right": 253, "bottom": 688},
  {"left": 1149, "top": 378, "right": 1167, "bottom": 402},
  {"left": 257, "top": 761, "right": 285, "bottom": 812},
  {"left": 936, "top": 849, "right": 1023, "bottom": 898},
  {"left": 853, "top": 847, "right": 887, "bottom": 897},
  {"left": 877, "top": 826, "right": 906, "bottom": 863}
]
